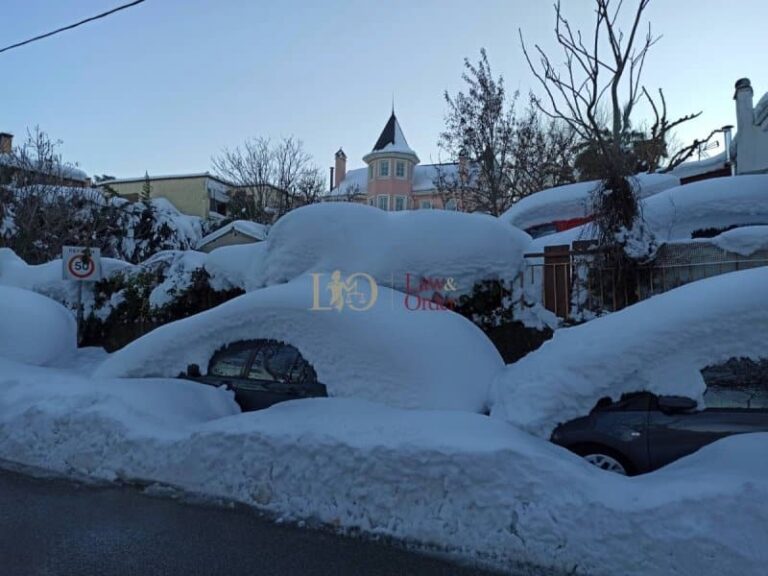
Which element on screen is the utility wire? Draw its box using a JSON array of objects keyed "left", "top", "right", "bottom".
[{"left": 0, "top": 0, "right": 147, "bottom": 55}]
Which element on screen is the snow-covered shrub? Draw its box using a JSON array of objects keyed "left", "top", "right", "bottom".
[{"left": 0, "top": 185, "right": 203, "bottom": 265}]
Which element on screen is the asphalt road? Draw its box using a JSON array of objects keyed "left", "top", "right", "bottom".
[{"left": 0, "top": 467, "right": 505, "bottom": 576}]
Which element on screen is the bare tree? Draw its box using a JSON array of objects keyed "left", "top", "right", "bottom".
[
  {"left": 212, "top": 136, "right": 323, "bottom": 223},
  {"left": 520, "top": 0, "right": 703, "bottom": 247}
]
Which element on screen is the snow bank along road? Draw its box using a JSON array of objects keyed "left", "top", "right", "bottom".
[{"left": 0, "top": 466, "right": 508, "bottom": 576}]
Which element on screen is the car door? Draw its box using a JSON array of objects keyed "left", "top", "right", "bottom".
[
  {"left": 647, "top": 382, "right": 768, "bottom": 471},
  {"left": 234, "top": 342, "right": 326, "bottom": 411}
]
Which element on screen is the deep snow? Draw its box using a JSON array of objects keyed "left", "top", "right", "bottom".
[
  {"left": 0, "top": 286, "right": 77, "bottom": 365},
  {"left": 0, "top": 359, "right": 765, "bottom": 576},
  {"left": 95, "top": 274, "right": 504, "bottom": 413},
  {"left": 491, "top": 267, "right": 768, "bottom": 437},
  {"left": 255, "top": 202, "right": 531, "bottom": 296},
  {"left": 499, "top": 173, "right": 679, "bottom": 232}
]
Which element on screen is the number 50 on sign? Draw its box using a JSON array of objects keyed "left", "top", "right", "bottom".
[{"left": 62, "top": 246, "right": 102, "bottom": 282}]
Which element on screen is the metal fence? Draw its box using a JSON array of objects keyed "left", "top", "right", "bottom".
[{"left": 523, "top": 241, "right": 768, "bottom": 319}]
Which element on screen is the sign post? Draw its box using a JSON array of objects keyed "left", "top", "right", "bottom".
[{"left": 62, "top": 246, "right": 102, "bottom": 345}]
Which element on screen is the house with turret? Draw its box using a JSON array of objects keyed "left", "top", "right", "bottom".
[{"left": 323, "top": 112, "right": 462, "bottom": 211}]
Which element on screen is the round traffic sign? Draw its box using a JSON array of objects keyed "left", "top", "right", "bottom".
[{"left": 67, "top": 255, "right": 96, "bottom": 279}]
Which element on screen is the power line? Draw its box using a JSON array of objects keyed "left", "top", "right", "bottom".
[{"left": 0, "top": 0, "right": 147, "bottom": 55}]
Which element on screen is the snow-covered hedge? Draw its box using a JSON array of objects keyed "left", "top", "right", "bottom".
[
  {"left": 0, "top": 186, "right": 203, "bottom": 264},
  {"left": 491, "top": 267, "right": 768, "bottom": 437},
  {"left": 95, "top": 275, "right": 504, "bottom": 412},
  {"left": 0, "top": 286, "right": 76, "bottom": 365},
  {"left": 255, "top": 203, "right": 531, "bottom": 296}
]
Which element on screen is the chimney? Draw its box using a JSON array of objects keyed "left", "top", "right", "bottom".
[
  {"left": 0, "top": 132, "right": 13, "bottom": 154},
  {"left": 734, "top": 78, "right": 754, "bottom": 134},
  {"left": 334, "top": 148, "right": 347, "bottom": 188}
]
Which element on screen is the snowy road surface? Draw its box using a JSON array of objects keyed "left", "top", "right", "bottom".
[{"left": 0, "top": 468, "right": 513, "bottom": 576}]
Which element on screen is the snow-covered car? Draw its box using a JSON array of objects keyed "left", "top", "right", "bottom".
[
  {"left": 551, "top": 388, "right": 768, "bottom": 475},
  {"left": 181, "top": 339, "right": 328, "bottom": 411},
  {"left": 95, "top": 274, "right": 505, "bottom": 413}
]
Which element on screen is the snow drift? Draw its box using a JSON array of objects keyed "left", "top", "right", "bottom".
[
  {"left": 95, "top": 274, "right": 504, "bottom": 413},
  {"left": 0, "top": 366, "right": 765, "bottom": 576},
  {"left": 255, "top": 202, "right": 531, "bottom": 296},
  {"left": 0, "top": 286, "right": 77, "bottom": 365},
  {"left": 491, "top": 267, "right": 768, "bottom": 437}
]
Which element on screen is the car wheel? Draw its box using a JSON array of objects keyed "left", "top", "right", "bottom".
[{"left": 582, "top": 452, "right": 628, "bottom": 475}]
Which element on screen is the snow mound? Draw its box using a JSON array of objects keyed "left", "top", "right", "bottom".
[
  {"left": 95, "top": 275, "right": 503, "bottom": 412},
  {"left": 204, "top": 242, "right": 267, "bottom": 292},
  {"left": 500, "top": 173, "right": 679, "bottom": 231},
  {"left": 256, "top": 203, "right": 531, "bottom": 296},
  {"left": 491, "top": 267, "right": 768, "bottom": 437},
  {"left": 644, "top": 175, "right": 768, "bottom": 241},
  {"left": 0, "top": 286, "right": 77, "bottom": 365},
  {"left": 710, "top": 225, "right": 768, "bottom": 256},
  {"left": 0, "top": 375, "right": 765, "bottom": 576}
]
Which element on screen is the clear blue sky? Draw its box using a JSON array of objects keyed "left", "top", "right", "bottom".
[{"left": 1, "top": 0, "right": 765, "bottom": 180}]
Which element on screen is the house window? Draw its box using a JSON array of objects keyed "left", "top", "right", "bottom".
[
  {"left": 445, "top": 199, "right": 458, "bottom": 211},
  {"left": 395, "top": 196, "right": 406, "bottom": 211},
  {"left": 377, "top": 195, "right": 390, "bottom": 211},
  {"left": 420, "top": 200, "right": 432, "bottom": 210},
  {"left": 395, "top": 161, "right": 406, "bottom": 178},
  {"left": 368, "top": 164, "right": 374, "bottom": 180},
  {"left": 379, "top": 160, "right": 390, "bottom": 178}
]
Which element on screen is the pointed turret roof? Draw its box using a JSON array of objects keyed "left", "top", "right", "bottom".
[{"left": 364, "top": 112, "right": 419, "bottom": 163}]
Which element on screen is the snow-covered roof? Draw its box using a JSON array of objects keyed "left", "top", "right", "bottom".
[
  {"left": 323, "top": 163, "right": 460, "bottom": 198},
  {"left": 197, "top": 220, "right": 267, "bottom": 249},
  {"left": 0, "top": 153, "right": 89, "bottom": 182},
  {"left": 499, "top": 173, "right": 680, "bottom": 232},
  {"left": 98, "top": 172, "right": 234, "bottom": 188},
  {"left": 364, "top": 112, "right": 419, "bottom": 161}
]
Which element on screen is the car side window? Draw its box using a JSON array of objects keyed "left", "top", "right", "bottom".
[
  {"left": 702, "top": 357, "right": 768, "bottom": 410},
  {"left": 704, "top": 385, "right": 768, "bottom": 410},
  {"left": 209, "top": 347, "right": 252, "bottom": 378}
]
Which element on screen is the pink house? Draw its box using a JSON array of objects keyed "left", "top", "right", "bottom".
[{"left": 324, "top": 112, "right": 461, "bottom": 211}]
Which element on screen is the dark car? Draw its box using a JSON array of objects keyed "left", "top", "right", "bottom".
[
  {"left": 182, "top": 339, "right": 327, "bottom": 412},
  {"left": 551, "top": 375, "right": 768, "bottom": 475}
]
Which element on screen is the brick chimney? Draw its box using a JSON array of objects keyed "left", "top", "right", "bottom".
[
  {"left": 334, "top": 148, "right": 347, "bottom": 187},
  {"left": 0, "top": 133, "right": 13, "bottom": 154}
]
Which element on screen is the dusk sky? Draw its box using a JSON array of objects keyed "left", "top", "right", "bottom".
[{"left": 1, "top": 0, "right": 766, "bottom": 181}]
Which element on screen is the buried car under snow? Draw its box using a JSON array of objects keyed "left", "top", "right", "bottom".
[
  {"left": 94, "top": 274, "right": 505, "bottom": 413},
  {"left": 551, "top": 382, "right": 768, "bottom": 475}
]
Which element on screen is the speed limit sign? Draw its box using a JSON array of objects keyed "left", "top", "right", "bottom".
[{"left": 62, "top": 246, "right": 102, "bottom": 282}]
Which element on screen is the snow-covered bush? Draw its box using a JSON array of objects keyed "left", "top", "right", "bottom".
[{"left": 0, "top": 185, "right": 203, "bottom": 265}]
